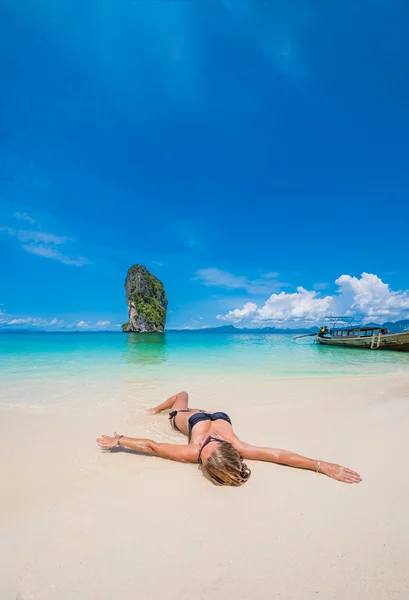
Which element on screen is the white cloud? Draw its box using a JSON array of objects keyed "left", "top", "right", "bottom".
[
  {"left": 23, "top": 244, "right": 89, "bottom": 266},
  {"left": 216, "top": 273, "right": 409, "bottom": 326},
  {"left": 217, "top": 302, "right": 258, "bottom": 322},
  {"left": 197, "top": 268, "right": 249, "bottom": 290},
  {"left": 196, "top": 268, "right": 283, "bottom": 294},
  {"left": 7, "top": 318, "right": 31, "bottom": 325},
  {"left": 75, "top": 320, "right": 116, "bottom": 330},
  {"left": 0, "top": 226, "right": 89, "bottom": 267},
  {"left": 13, "top": 211, "right": 36, "bottom": 224},
  {"left": 255, "top": 288, "right": 332, "bottom": 323},
  {"left": 0, "top": 227, "right": 68, "bottom": 245},
  {"left": 335, "top": 273, "right": 409, "bottom": 320},
  {"left": 0, "top": 309, "right": 116, "bottom": 330},
  {"left": 1, "top": 316, "right": 65, "bottom": 328}
]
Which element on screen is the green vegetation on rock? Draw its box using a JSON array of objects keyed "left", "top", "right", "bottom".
[
  {"left": 123, "top": 264, "right": 168, "bottom": 333},
  {"left": 130, "top": 292, "right": 166, "bottom": 329}
]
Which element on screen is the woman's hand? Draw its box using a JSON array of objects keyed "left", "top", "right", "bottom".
[
  {"left": 321, "top": 462, "right": 361, "bottom": 484},
  {"left": 96, "top": 431, "right": 120, "bottom": 449}
]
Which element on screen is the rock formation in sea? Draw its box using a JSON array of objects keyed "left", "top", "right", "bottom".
[{"left": 122, "top": 264, "right": 168, "bottom": 333}]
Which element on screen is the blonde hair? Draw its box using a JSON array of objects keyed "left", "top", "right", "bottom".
[{"left": 201, "top": 441, "right": 251, "bottom": 487}]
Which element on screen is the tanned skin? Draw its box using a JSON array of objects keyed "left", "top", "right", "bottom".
[{"left": 97, "top": 391, "right": 361, "bottom": 485}]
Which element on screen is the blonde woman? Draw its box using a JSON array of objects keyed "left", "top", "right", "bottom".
[{"left": 97, "top": 391, "right": 361, "bottom": 487}]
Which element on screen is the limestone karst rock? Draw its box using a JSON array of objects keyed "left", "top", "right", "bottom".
[{"left": 122, "top": 265, "right": 167, "bottom": 333}]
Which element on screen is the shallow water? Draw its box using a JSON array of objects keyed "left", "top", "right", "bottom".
[{"left": 1, "top": 332, "right": 408, "bottom": 382}]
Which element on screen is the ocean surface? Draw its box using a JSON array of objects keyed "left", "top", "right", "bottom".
[{"left": 1, "top": 332, "right": 409, "bottom": 382}]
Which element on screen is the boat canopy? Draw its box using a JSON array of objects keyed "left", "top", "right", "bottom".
[
  {"left": 331, "top": 325, "right": 372, "bottom": 331},
  {"left": 330, "top": 325, "right": 378, "bottom": 332}
]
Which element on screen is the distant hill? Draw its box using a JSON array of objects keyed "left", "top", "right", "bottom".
[
  {"left": 0, "top": 328, "right": 120, "bottom": 333},
  {"left": 2, "top": 320, "right": 408, "bottom": 334},
  {"left": 0, "top": 328, "right": 47, "bottom": 333},
  {"left": 166, "top": 324, "right": 318, "bottom": 334},
  {"left": 168, "top": 320, "right": 409, "bottom": 334},
  {"left": 383, "top": 320, "right": 409, "bottom": 333},
  {"left": 363, "top": 320, "right": 409, "bottom": 333}
]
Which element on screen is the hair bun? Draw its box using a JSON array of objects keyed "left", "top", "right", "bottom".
[{"left": 240, "top": 462, "right": 251, "bottom": 480}]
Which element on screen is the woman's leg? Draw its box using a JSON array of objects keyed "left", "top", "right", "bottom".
[{"left": 150, "top": 391, "right": 189, "bottom": 414}]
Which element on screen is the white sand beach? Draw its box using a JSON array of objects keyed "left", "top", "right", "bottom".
[{"left": 1, "top": 374, "right": 409, "bottom": 599}]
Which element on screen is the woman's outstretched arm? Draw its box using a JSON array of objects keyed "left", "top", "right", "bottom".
[
  {"left": 96, "top": 432, "right": 198, "bottom": 463},
  {"left": 236, "top": 442, "right": 361, "bottom": 484}
]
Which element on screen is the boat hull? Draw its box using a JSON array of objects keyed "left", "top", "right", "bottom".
[{"left": 317, "top": 331, "right": 409, "bottom": 351}]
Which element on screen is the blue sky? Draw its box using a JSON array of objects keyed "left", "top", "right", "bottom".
[{"left": 1, "top": 0, "right": 409, "bottom": 330}]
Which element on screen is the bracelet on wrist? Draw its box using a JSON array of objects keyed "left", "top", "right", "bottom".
[{"left": 117, "top": 435, "right": 124, "bottom": 446}]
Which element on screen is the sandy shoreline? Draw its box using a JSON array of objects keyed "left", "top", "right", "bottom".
[{"left": 1, "top": 373, "right": 409, "bottom": 599}]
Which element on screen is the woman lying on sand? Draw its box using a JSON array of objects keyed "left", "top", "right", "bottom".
[{"left": 97, "top": 391, "right": 361, "bottom": 487}]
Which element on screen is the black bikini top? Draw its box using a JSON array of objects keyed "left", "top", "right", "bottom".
[
  {"left": 169, "top": 410, "right": 232, "bottom": 440},
  {"left": 188, "top": 411, "right": 232, "bottom": 430}
]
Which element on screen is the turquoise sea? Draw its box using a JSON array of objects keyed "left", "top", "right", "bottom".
[{"left": 1, "top": 332, "right": 409, "bottom": 381}]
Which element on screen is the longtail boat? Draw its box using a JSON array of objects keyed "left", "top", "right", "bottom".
[{"left": 295, "top": 317, "right": 409, "bottom": 351}]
